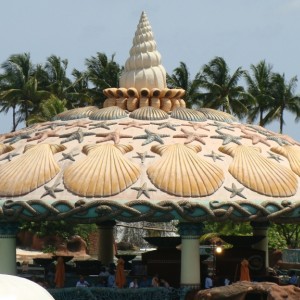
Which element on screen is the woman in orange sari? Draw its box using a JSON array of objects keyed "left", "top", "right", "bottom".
[
  {"left": 54, "top": 256, "right": 65, "bottom": 288},
  {"left": 240, "top": 258, "right": 251, "bottom": 281},
  {"left": 115, "top": 257, "right": 126, "bottom": 288}
]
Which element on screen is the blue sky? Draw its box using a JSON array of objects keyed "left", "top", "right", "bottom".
[{"left": 1, "top": 0, "right": 300, "bottom": 139}]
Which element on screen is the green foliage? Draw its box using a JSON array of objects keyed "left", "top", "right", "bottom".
[{"left": 20, "top": 221, "right": 97, "bottom": 244}]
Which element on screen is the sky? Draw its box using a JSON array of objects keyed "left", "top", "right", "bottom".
[{"left": 1, "top": 0, "right": 300, "bottom": 139}]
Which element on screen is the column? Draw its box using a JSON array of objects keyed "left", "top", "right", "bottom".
[
  {"left": 250, "top": 221, "right": 270, "bottom": 269},
  {"left": 97, "top": 220, "right": 116, "bottom": 266},
  {"left": 0, "top": 222, "right": 19, "bottom": 275},
  {"left": 177, "top": 222, "right": 205, "bottom": 289}
]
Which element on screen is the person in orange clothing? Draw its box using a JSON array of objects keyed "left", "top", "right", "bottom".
[
  {"left": 115, "top": 257, "right": 126, "bottom": 288},
  {"left": 54, "top": 256, "right": 65, "bottom": 288},
  {"left": 240, "top": 258, "right": 251, "bottom": 281}
]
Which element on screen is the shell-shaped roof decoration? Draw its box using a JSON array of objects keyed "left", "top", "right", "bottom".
[
  {"left": 0, "top": 144, "right": 65, "bottom": 196},
  {"left": 63, "top": 144, "right": 140, "bottom": 197},
  {"left": 89, "top": 106, "right": 128, "bottom": 120},
  {"left": 147, "top": 144, "right": 224, "bottom": 197},
  {"left": 2, "top": 11, "right": 300, "bottom": 224},
  {"left": 219, "top": 144, "right": 298, "bottom": 197},
  {"left": 198, "top": 108, "right": 237, "bottom": 123},
  {"left": 171, "top": 107, "right": 207, "bottom": 122},
  {"left": 54, "top": 106, "right": 99, "bottom": 121},
  {"left": 129, "top": 106, "right": 169, "bottom": 120},
  {"left": 119, "top": 11, "right": 167, "bottom": 91}
]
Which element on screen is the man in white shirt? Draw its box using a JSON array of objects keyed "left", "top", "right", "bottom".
[{"left": 205, "top": 273, "right": 213, "bottom": 289}]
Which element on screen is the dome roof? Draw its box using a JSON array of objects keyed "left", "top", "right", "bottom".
[
  {"left": 0, "top": 107, "right": 300, "bottom": 223},
  {"left": 0, "top": 12, "right": 300, "bottom": 224}
]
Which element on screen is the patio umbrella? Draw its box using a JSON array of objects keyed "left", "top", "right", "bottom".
[
  {"left": 54, "top": 256, "right": 65, "bottom": 288},
  {"left": 115, "top": 257, "right": 126, "bottom": 288}
]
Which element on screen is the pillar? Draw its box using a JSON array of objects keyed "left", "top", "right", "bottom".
[
  {"left": 97, "top": 220, "right": 116, "bottom": 266},
  {"left": 177, "top": 222, "right": 205, "bottom": 289},
  {"left": 250, "top": 221, "right": 270, "bottom": 269},
  {"left": 0, "top": 222, "right": 19, "bottom": 275}
]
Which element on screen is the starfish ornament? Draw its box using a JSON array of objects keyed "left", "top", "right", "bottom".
[
  {"left": 209, "top": 121, "right": 235, "bottom": 131},
  {"left": 4, "top": 133, "right": 33, "bottom": 145},
  {"left": 132, "top": 151, "right": 155, "bottom": 163},
  {"left": 211, "top": 130, "right": 242, "bottom": 145},
  {"left": 60, "top": 128, "right": 95, "bottom": 144},
  {"left": 150, "top": 121, "right": 180, "bottom": 131},
  {"left": 267, "top": 135, "right": 291, "bottom": 146},
  {"left": 60, "top": 151, "right": 80, "bottom": 162},
  {"left": 181, "top": 121, "right": 210, "bottom": 131},
  {"left": 224, "top": 183, "right": 246, "bottom": 199},
  {"left": 65, "top": 120, "right": 91, "bottom": 129},
  {"left": 37, "top": 122, "right": 64, "bottom": 131},
  {"left": 275, "top": 134, "right": 300, "bottom": 146},
  {"left": 96, "top": 129, "right": 132, "bottom": 144},
  {"left": 131, "top": 182, "right": 157, "bottom": 199},
  {"left": 240, "top": 129, "right": 271, "bottom": 146},
  {"left": 267, "top": 151, "right": 283, "bottom": 163},
  {"left": 27, "top": 128, "right": 61, "bottom": 143},
  {"left": 119, "top": 120, "right": 149, "bottom": 129},
  {"left": 204, "top": 151, "right": 224, "bottom": 162},
  {"left": 0, "top": 152, "right": 20, "bottom": 162},
  {"left": 173, "top": 128, "right": 208, "bottom": 145},
  {"left": 89, "top": 121, "right": 117, "bottom": 130},
  {"left": 133, "top": 129, "right": 170, "bottom": 146},
  {"left": 41, "top": 182, "right": 64, "bottom": 198}
]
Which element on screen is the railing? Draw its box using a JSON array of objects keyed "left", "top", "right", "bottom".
[{"left": 48, "top": 287, "right": 190, "bottom": 300}]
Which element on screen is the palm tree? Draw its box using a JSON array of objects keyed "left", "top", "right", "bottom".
[
  {"left": 0, "top": 53, "right": 50, "bottom": 128},
  {"left": 27, "top": 95, "right": 67, "bottom": 124},
  {"left": 85, "top": 52, "right": 122, "bottom": 107},
  {"left": 167, "top": 62, "right": 203, "bottom": 108},
  {"left": 262, "top": 73, "right": 300, "bottom": 133},
  {"left": 199, "top": 56, "right": 253, "bottom": 118},
  {"left": 244, "top": 60, "right": 274, "bottom": 125}
]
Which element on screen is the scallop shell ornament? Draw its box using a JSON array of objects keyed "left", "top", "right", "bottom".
[
  {"left": 89, "top": 106, "right": 128, "bottom": 120},
  {"left": 271, "top": 145, "right": 300, "bottom": 176},
  {"left": 63, "top": 144, "right": 141, "bottom": 197},
  {"left": 147, "top": 143, "right": 224, "bottom": 197},
  {"left": 0, "top": 144, "right": 14, "bottom": 155},
  {"left": 53, "top": 106, "right": 99, "bottom": 121},
  {"left": 198, "top": 108, "right": 237, "bottom": 123},
  {"left": 0, "top": 143, "right": 65, "bottom": 196},
  {"left": 171, "top": 107, "right": 207, "bottom": 122},
  {"left": 129, "top": 106, "right": 169, "bottom": 120},
  {"left": 219, "top": 145, "right": 298, "bottom": 197}
]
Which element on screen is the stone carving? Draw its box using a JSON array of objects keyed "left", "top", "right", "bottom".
[
  {"left": 0, "top": 144, "right": 14, "bottom": 155},
  {"left": 89, "top": 106, "right": 128, "bottom": 120},
  {"left": 170, "top": 107, "right": 207, "bottom": 122},
  {"left": 54, "top": 106, "right": 99, "bottom": 121},
  {"left": 147, "top": 144, "right": 224, "bottom": 197},
  {"left": 133, "top": 129, "right": 170, "bottom": 145},
  {"left": 198, "top": 107, "right": 237, "bottom": 122},
  {"left": 129, "top": 106, "right": 169, "bottom": 120}
]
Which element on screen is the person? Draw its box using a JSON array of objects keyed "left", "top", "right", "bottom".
[
  {"left": 139, "top": 276, "right": 149, "bottom": 288},
  {"left": 205, "top": 273, "right": 213, "bottom": 289},
  {"left": 224, "top": 277, "right": 230, "bottom": 286},
  {"left": 289, "top": 271, "right": 298, "bottom": 286},
  {"left": 129, "top": 278, "right": 139, "bottom": 288},
  {"left": 54, "top": 256, "right": 65, "bottom": 288},
  {"left": 76, "top": 275, "right": 90, "bottom": 287},
  {"left": 99, "top": 266, "right": 109, "bottom": 277},
  {"left": 107, "top": 270, "right": 116, "bottom": 288},
  {"left": 240, "top": 258, "right": 251, "bottom": 281},
  {"left": 151, "top": 274, "right": 159, "bottom": 287},
  {"left": 160, "top": 278, "right": 170, "bottom": 288},
  {"left": 115, "top": 257, "right": 126, "bottom": 288}
]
